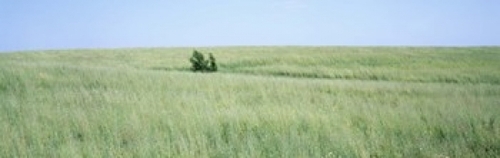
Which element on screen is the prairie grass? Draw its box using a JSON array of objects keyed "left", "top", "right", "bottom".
[{"left": 0, "top": 47, "right": 499, "bottom": 157}]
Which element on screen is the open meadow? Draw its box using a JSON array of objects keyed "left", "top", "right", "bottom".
[{"left": 0, "top": 46, "right": 499, "bottom": 157}]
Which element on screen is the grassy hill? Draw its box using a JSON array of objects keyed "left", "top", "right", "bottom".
[{"left": 1, "top": 47, "right": 499, "bottom": 157}]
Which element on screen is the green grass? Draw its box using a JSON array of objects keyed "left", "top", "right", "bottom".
[{"left": 1, "top": 46, "right": 499, "bottom": 157}]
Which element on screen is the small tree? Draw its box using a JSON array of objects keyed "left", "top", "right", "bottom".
[
  {"left": 189, "top": 50, "right": 207, "bottom": 71},
  {"left": 189, "top": 50, "right": 217, "bottom": 72}
]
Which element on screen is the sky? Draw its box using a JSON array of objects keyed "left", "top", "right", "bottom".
[{"left": 1, "top": 0, "right": 499, "bottom": 52}]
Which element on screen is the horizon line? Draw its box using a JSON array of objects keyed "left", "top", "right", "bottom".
[{"left": 2, "top": 45, "right": 499, "bottom": 53}]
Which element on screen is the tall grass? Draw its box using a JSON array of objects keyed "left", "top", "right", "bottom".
[{"left": 0, "top": 47, "right": 499, "bottom": 157}]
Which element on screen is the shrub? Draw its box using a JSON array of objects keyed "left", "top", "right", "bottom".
[
  {"left": 189, "top": 50, "right": 217, "bottom": 72},
  {"left": 208, "top": 53, "right": 217, "bottom": 72}
]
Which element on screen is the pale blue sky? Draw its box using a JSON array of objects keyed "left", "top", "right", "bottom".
[{"left": 1, "top": 0, "right": 499, "bottom": 52}]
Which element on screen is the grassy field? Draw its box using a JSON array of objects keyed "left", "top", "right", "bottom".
[{"left": 0, "top": 46, "right": 499, "bottom": 157}]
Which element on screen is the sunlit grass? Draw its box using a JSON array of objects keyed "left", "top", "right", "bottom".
[{"left": 1, "top": 46, "right": 499, "bottom": 157}]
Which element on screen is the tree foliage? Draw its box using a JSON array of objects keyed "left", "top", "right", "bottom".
[
  {"left": 208, "top": 53, "right": 217, "bottom": 72},
  {"left": 189, "top": 50, "right": 217, "bottom": 72}
]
